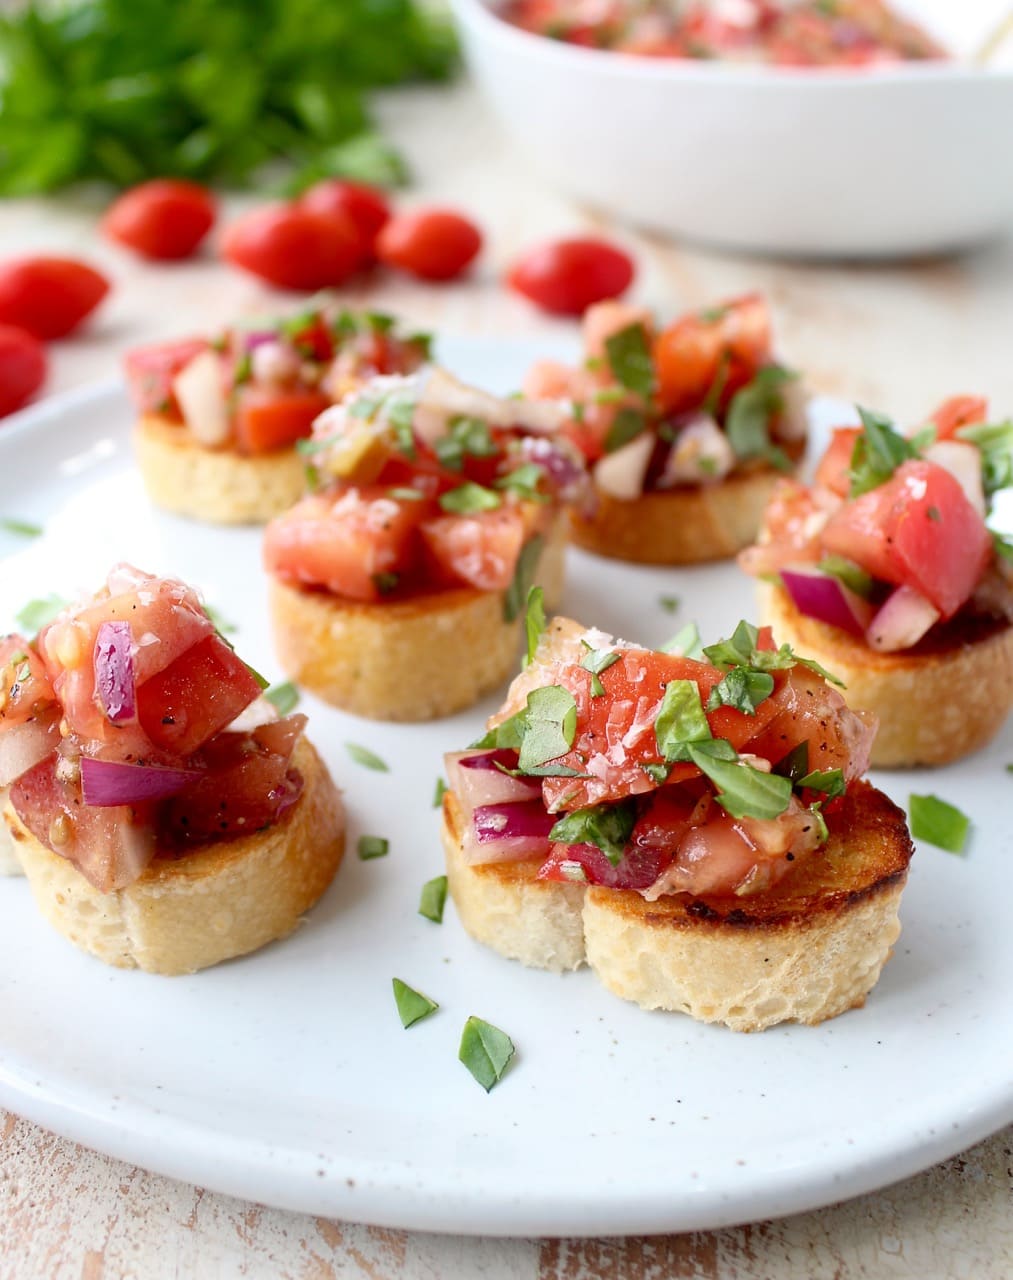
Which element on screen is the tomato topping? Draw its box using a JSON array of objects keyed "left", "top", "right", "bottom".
[
  {"left": 376, "top": 208, "right": 482, "bottom": 282},
  {"left": 299, "top": 180, "right": 391, "bottom": 265},
  {"left": 653, "top": 294, "right": 772, "bottom": 415},
  {"left": 0, "top": 324, "right": 47, "bottom": 417},
  {"left": 0, "top": 257, "right": 109, "bottom": 340},
  {"left": 507, "top": 238, "right": 635, "bottom": 316},
  {"left": 102, "top": 180, "right": 216, "bottom": 261},
  {"left": 821, "top": 458, "right": 992, "bottom": 618},
  {"left": 927, "top": 395, "right": 989, "bottom": 441},
  {"left": 420, "top": 508, "right": 528, "bottom": 592},
  {"left": 124, "top": 337, "right": 209, "bottom": 418},
  {"left": 233, "top": 386, "right": 330, "bottom": 455},
  {"left": 814, "top": 426, "right": 861, "bottom": 498},
  {"left": 221, "top": 204, "right": 361, "bottom": 291},
  {"left": 537, "top": 839, "right": 667, "bottom": 890}
]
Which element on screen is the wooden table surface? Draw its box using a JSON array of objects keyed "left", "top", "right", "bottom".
[{"left": 1, "top": 81, "right": 1011, "bottom": 1280}]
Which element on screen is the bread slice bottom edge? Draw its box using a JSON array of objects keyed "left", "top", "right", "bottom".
[{"left": 442, "top": 780, "right": 913, "bottom": 1032}]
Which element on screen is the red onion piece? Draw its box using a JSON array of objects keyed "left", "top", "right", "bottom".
[
  {"left": 473, "top": 801, "right": 556, "bottom": 843},
  {"left": 780, "top": 568, "right": 874, "bottom": 639},
  {"left": 0, "top": 712, "right": 60, "bottom": 786},
  {"left": 243, "top": 330, "right": 281, "bottom": 351},
  {"left": 80, "top": 757, "right": 204, "bottom": 807},
  {"left": 94, "top": 621, "right": 136, "bottom": 723},
  {"left": 445, "top": 750, "right": 541, "bottom": 809},
  {"left": 866, "top": 584, "right": 940, "bottom": 653}
]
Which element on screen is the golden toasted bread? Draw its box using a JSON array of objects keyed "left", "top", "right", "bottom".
[
  {"left": 760, "top": 582, "right": 1013, "bottom": 767},
  {"left": 443, "top": 780, "right": 913, "bottom": 1031},
  {"left": 268, "top": 512, "right": 567, "bottom": 721},
  {"left": 135, "top": 415, "right": 307, "bottom": 525},
  {"left": 3, "top": 738, "right": 345, "bottom": 975}
]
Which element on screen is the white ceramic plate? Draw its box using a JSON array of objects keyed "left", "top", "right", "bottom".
[{"left": 0, "top": 338, "right": 1011, "bottom": 1237}]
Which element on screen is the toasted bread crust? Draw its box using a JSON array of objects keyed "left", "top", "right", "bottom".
[
  {"left": 268, "top": 512, "right": 568, "bottom": 721},
  {"left": 135, "top": 415, "right": 307, "bottom": 525},
  {"left": 442, "top": 780, "right": 913, "bottom": 1031},
  {"left": 760, "top": 582, "right": 1013, "bottom": 767},
  {"left": 3, "top": 738, "right": 345, "bottom": 974},
  {"left": 570, "top": 466, "right": 786, "bottom": 564}
]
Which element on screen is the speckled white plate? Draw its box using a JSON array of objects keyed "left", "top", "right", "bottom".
[{"left": 0, "top": 338, "right": 1010, "bottom": 1237}]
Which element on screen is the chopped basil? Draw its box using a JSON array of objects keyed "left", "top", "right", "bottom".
[
  {"left": 848, "top": 406, "right": 918, "bottom": 498},
  {"left": 705, "top": 621, "right": 844, "bottom": 688},
  {"left": 345, "top": 742, "right": 390, "bottom": 772},
  {"left": 0, "top": 517, "right": 42, "bottom": 538},
  {"left": 358, "top": 835, "right": 389, "bottom": 860},
  {"left": 993, "top": 531, "right": 1013, "bottom": 562},
  {"left": 14, "top": 593, "right": 68, "bottom": 634},
  {"left": 699, "top": 304, "right": 729, "bottom": 324},
  {"left": 364, "top": 310, "right": 396, "bottom": 334},
  {"left": 655, "top": 679, "right": 712, "bottom": 762},
  {"left": 265, "top": 680, "right": 300, "bottom": 715},
  {"left": 495, "top": 462, "right": 547, "bottom": 502},
  {"left": 909, "top": 793, "right": 970, "bottom": 854},
  {"left": 407, "top": 331, "right": 434, "bottom": 360},
  {"left": 435, "top": 415, "right": 497, "bottom": 471},
  {"left": 432, "top": 777, "right": 448, "bottom": 808},
  {"left": 296, "top": 435, "right": 331, "bottom": 455},
  {"left": 459, "top": 1016, "right": 515, "bottom": 1092},
  {"left": 817, "top": 555, "right": 876, "bottom": 600},
  {"left": 523, "top": 586, "right": 546, "bottom": 667},
  {"left": 244, "top": 661, "right": 271, "bottom": 691},
  {"left": 641, "top": 762, "right": 670, "bottom": 784},
  {"left": 706, "top": 667, "right": 774, "bottom": 715},
  {"left": 661, "top": 622, "right": 704, "bottom": 660},
  {"left": 604, "top": 323, "right": 655, "bottom": 398},
  {"left": 687, "top": 744, "right": 793, "bottom": 821},
  {"left": 797, "top": 768, "right": 845, "bottom": 799},
  {"left": 752, "top": 644, "right": 846, "bottom": 689},
  {"left": 392, "top": 978, "right": 438, "bottom": 1029},
  {"left": 724, "top": 367, "right": 795, "bottom": 471},
  {"left": 773, "top": 741, "right": 809, "bottom": 783},
  {"left": 439, "top": 482, "right": 502, "bottom": 515},
  {"left": 418, "top": 875, "right": 448, "bottom": 923},
  {"left": 203, "top": 603, "right": 238, "bottom": 634},
  {"left": 503, "top": 534, "right": 543, "bottom": 624},
  {"left": 956, "top": 419, "right": 1013, "bottom": 500},
  {"left": 603, "top": 407, "right": 648, "bottom": 454},
  {"left": 517, "top": 685, "right": 577, "bottom": 773},
  {"left": 387, "top": 395, "right": 417, "bottom": 459},
  {"left": 658, "top": 595, "right": 681, "bottom": 614},
  {"left": 580, "top": 644, "right": 620, "bottom": 699},
  {"left": 926, "top": 505, "right": 941, "bottom": 522},
  {"left": 548, "top": 798, "right": 636, "bottom": 867},
  {"left": 702, "top": 350, "right": 731, "bottom": 418}
]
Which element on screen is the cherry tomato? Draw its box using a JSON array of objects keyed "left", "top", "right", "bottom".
[
  {"left": 376, "top": 208, "right": 482, "bottom": 282},
  {"left": 299, "top": 180, "right": 391, "bottom": 264},
  {"left": 0, "top": 325, "right": 47, "bottom": 417},
  {"left": 0, "top": 257, "right": 109, "bottom": 340},
  {"left": 507, "top": 238, "right": 635, "bottom": 316},
  {"left": 221, "top": 204, "right": 361, "bottom": 291},
  {"left": 102, "top": 180, "right": 216, "bottom": 261}
]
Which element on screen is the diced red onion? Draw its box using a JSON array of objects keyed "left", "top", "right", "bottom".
[
  {"left": 516, "top": 436, "right": 586, "bottom": 498},
  {"left": 0, "top": 712, "right": 59, "bottom": 786},
  {"left": 866, "top": 585, "right": 940, "bottom": 653},
  {"left": 80, "top": 757, "right": 204, "bottom": 807},
  {"left": 463, "top": 799, "right": 554, "bottom": 865},
  {"left": 780, "top": 568, "right": 874, "bottom": 639},
  {"left": 243, "top": 330, "right": 281, "bottom": 351},
  {"left": 445, "top": 750, "right": 541, "bottom": 808},
  {"left": 94, "top": 621, "right": 136, "bottom": 723}
]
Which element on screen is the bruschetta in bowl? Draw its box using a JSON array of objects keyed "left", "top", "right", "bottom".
[
  {"left": 740, "top": 396, "right": 1013, "bottom": 766},
  {"left": 441, "top": 608, "right": 913, "bottom": 1031},
  {"left": 0, "top": 565, "right": 345, "bottom": 973},
  {"left": 265, "top": 367, "right": 587, "bottom": 721},
  {"left": 126, "top": 307, "right": 430, "bottom": 525},
  {"left": 523, "top": 294, "right": 807, "bottom": 563}
]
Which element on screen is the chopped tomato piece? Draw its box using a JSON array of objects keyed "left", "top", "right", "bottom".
[
  {"left": 420, "top": 508, "right": 527, "bottom": 592},
  {"left": 0, "top": 635, "right": 56, "bottom": 727},
  {"left": 815, "top": 426, "right": 862, "bottom": 497},
  {"left": 927, "top": 395, "right": 988, "bottom": 440},
  {"left": 125, "top": 339, "right": 209, "bottom": 418},
  {"left": 233, "top": 387, "right": 330, "bottom": 455},
  {"left": 653, "top": 294, "right": 772, "bottom": 415},
  {"left": 537, "top": 839, "right": 667, "bottom": 890}
]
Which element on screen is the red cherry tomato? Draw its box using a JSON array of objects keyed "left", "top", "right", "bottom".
[
  {"left": 507, "top": 238, "right": 635, "bottom": 316},
  {"left": 376, "top": 208, "right": 482, "bottom": 282},
  {"left": 0, "top": 257, "right": 109, "bottom": 340},
  {"left": 221, "top": 204, "right": 361, "bottom": 291},
  {"left": 299, "top": 180, "right": 391, "bottom": 264},
  {"left": 0, "top": 325, "right": 47, "bottom": 417},
  {"left": 102, "top": 180, "right": 216, "bottom": 261}
]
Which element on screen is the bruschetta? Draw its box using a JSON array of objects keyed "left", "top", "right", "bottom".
[
  {"left": 441, "top": 610, "right": 913, "bottom": 1031},
  {"left": 126, "top": 307, "right": 430, "bottom": 525},
  {"left": 0, "top": 565, "right": 345, "bottom": 973},
  {"left": 740, "top": 396, "right": 1013, "bottom": 766},
  {"left": 264, "top": 367, "right": 586, "bottom": 721},
  {"left": 522, "top": 294, "right": 807, "bottom": 563}
]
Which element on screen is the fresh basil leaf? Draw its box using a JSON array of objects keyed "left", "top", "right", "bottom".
[
  {"left": 435, "top": 415, "right": 497, "bottom": 471},
  {"left": 797, "top": 768, "right": 846, "bottom": 799},
  {"left": 503, "top": 534, "right": 543, "bottom": 623},
  {"left": 579, "top": 645, "right": 621, "bottom": 679},
  {"left": 265, "top": 680, "right": 300, "bottom": 715},
  {"left": 418, "top": 875, "right": 448, "bottom": 923},
  {"left": 0, "top": 517, "right": 42, "bottom": 538},
  {"left": 523, "top": 586, "right": 546, "bottom": 667},
  {"left": 393, "top": 978, "right": 438, "bottom": 1029},
  {"left": 753, "top": 644, "right": 847, "bottom": 689},
  {"left": 345, "top": 742, "right": 390, "bottom": 772},
  {"left": 203, "top": 603, "right": 238, "bottom": 635},
  {"left": 641, "top": 762, "right": 670, "bottom": 784},
  {"left": 658, "top": 594, "right": 680, "bottom": 614},
  {"left": 459, "top": 1016, "right": 515, "bottom": 1091},
  {"left": 706, "top": 667, "right": 774, "bottom": 715},
  {"left": 517, "top": 685, "right": 577, "bottom": 773},
  {"left": 724, "top": 366, "right": 795, "bottom": 471},
  {"left": 956, "top": 419, "right": 1013, "bottom": 500},
  {"left": 438, "top": 482, "right": 502, "bottom": 515},
  {"left": 548, "top": 798, "right": 636, "bottom": 866},
  {"left": 604, "top": 408, "right": 648, "bottom": 454},
  {"left": 772, "top": 741, "right": 809, "bottom": 783},
  {"left": 909, "top": 793, "right": 970, "bottom": 854},
  {"left": 848, "top": 406, "right": 918, "bottom": 498},
  {"left": 993, "top": 530, "right": 1013, "bottom": 562},
  {"left": 14, "top": 594, "right": 68, "bottom": 635},
  {"left": 432, "top": 777, "right": 447, "bottom": 808},
  {"left": 687, "top": 745, "right": 793, "bottom": 821},
  {"left": 494, "top": 462, "right": 547, "bottom": 502},
  {"left": 816, "top": 555, "right": 876, "bottom": 600},
  {"left": 703, "top": 620, "right": 759, "bottom": 670},
  {"left": 358, "top": 835, "right": 389, "bottom": 860},
  {"left": 604, "top": 323, "right": 655, "bottom": 398},
  {"left": 661, "top": 622, "right": 704, "bottom": 660},
  {"left": 655, "top": 679, "right": 712, "bottom": 762}
]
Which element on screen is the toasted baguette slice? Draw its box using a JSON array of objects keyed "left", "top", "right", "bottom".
[
  {"left": 2, "top": 738, "right": 344, "bottom": 975},
  {"left": 443, "top": 780, "right": 913, "bottom": 1032},
  {"left": 570, "top": 466, "right": 786, "bottom": 564},
  {"left": 760, "top": 582, "right": 1013, "bottom": 767},
  {"left": 268, "top": 513, "right": 567, "bottom": 721},
  {"left": 135, "top": 415, "right": 307, "bottom": 525}
]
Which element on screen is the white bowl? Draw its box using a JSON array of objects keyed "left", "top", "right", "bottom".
[{"left": 449, "top": 0, "right": 1013, "bottom": 258}]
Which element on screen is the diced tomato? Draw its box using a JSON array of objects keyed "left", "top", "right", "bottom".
[
  {"left": 420, "top": 508, "right": 527, "bottom": 591},
  {"left": 738, "top": 479, "right": 830, "bottom": 577},
  {"left": 233, "top": 386, "right": 330, "bottom": 455},
  {"left": 536, "top": 839, "right": 667, "bottom": 891},
  {"left": 815, "top": 426, "right": 861, "bottom": 497},
  {"left": 581, "top": 301, "right": 654, "bottom": 360},
  {"left": 135, "top": 634, "right": 262, "bottom": 756},
  {"left": 927, "top": 395, "right": 988, "bottom": 441},
  {"left": 0, "top": 636, "right": 56, "bottom": 728},
  {"left": 653, "top": 294, "right": 772, "bottom": 415},
  {"left": 821, "top": 458, "right": 992, "bottom": 618},
  {"left": 124, "top": 338, "right": 209, "bottom": 418},
  {"left": 264, "top": 488, "right": 431, "bottom": 602}
]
